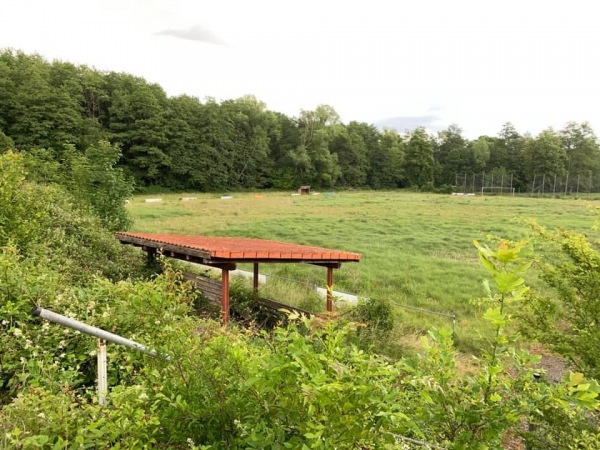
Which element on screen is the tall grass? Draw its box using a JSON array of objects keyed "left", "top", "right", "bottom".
[{"left": 127, "top": 191, "right": 599, "bottom": 349}]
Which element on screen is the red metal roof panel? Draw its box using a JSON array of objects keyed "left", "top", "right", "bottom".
[{"left": 116, "top": 232, "right": 362, "bottom": 262}]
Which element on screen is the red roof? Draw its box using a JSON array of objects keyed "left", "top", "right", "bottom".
[{"left": 116, "top": 232, "right": 361, "bottom": 262}]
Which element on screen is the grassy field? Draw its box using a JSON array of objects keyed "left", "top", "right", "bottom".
[{"left": 127, "top": 191, "right": 598, "bottom": 350}]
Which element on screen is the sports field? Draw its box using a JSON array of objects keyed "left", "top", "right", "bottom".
[{"left": 127, "top": 191, "right": 598, "bottom": 349}]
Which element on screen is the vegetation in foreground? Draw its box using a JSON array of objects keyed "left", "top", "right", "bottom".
[{"left": 1, "top": 141, "right": 600, "bottom": 448}]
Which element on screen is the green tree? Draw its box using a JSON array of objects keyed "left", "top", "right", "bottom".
[
  {"left": 106, "top": 73, "right": 170, "bottom": 184},
  {"left": 294, "top": 105, "right": 341, "bottom": 187},
  {"left": 0, "top": 51, "right": 82, "bottom": 150},
  {"left": 267, "top": 112, "right": 302, "bottom": 190},
  {"left": 163, "top": 95, "right": 220, "bottom": 190},
  {"left": 220, "top": 96, "right": 276, "bottom": 188},
  {"left": 434, "top": 124, "right": 468, "bottom": 185},
  {"left": 67, "top": 141, "right": 133, "bottom": 231},
  {"left": 523, "top": 129, "right": 568, "bottom": 184},
  {"left": 404, "top": 127, "right": 434, "bottom": 189},
  {"left": 0, "top": 130, "right": 14, "bottom": 152},
  {"left": 488, "top": 123, "right": 526, "bottom": 190},
  {"left": 560, "top": 122, "right": 600, "bottom": 192},
  {"left": 468, "top": 135, "right": 491, "bottom": 172},
  {"left": 329, "top": 122, "right": 372, "bottom": 187},
  {"left": 519, "top": 222, "right": 600, "bottom": 380},
  {"left": 368, "top": 128, "right": 404, "bottom": 189}
]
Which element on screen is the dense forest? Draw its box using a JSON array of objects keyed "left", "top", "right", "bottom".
[{"left": 1, "top": 49, "right": 600, "bottom": 193}]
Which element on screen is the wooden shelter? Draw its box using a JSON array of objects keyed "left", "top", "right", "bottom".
[{"left": 115, "top": 232, "right": 361, "bottom": 323}]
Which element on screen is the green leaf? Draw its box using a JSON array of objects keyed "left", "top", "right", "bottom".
[
  {"left": 493, "top": 271, "right": 524, "bottom": 294},
  {"left": 478, "top": 252, "right": 497, "bottom": 274},
  {"left": 489, "top": 393, "right": 501, "bottom": 402},
  {"left": 483, "top": 308, "right": 506, "bottom": 327}
]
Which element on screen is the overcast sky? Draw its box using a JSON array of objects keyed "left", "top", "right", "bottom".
[{"left": 2, "top": 0, "right": 598, "bottom": 138}]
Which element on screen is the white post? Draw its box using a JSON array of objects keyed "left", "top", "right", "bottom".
[{"left": 97, "top": 339, "right": 107, "bottom": 406}]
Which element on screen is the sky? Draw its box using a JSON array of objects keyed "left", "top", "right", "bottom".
[{"left": 2, "top": 0, "right": 599, "bottom": 138}]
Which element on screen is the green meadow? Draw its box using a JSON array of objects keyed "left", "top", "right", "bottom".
[{"left": 127, "top": 191, "right": 599, "bottom": 349}]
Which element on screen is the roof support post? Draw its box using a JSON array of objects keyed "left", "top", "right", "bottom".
[
  {"left": 144, "top": 247, "right": 157, "bottom": 266},
  {"left": 253, "top": 263, "right": 259, "bottom": 293},
  {"left": 326, "top": 266, "right": 334, "bottom": 313},
  {"left": 222, "top": 268, "right": 230, "bottom": 323}
]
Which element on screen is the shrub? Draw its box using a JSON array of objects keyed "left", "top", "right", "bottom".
[
  {"left": 350, "top": 296, "right": 394, "bottom": 332},
  {"left": 0, "top": 151, "right": 145, "bottom": 282},
  {"left": 518, "top": 221, "right": 600, "bottom": 380}
]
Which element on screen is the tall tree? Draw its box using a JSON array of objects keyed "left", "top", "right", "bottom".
[
  {"left": 560, "top": 122, "right": 600, "bottom": 191},
  {"left": 105, "top": 73, "right": 170, "bottom": 184},
  {"left": 523, "top": 129, "right": 567, "bottom": 185},
  {"left": 368, "top": 128, "right": 404, "bottom": 189},
  {"left": 267, "top": 112, "right": 301, "bottom": 190},
  {"left": 329, "top": 122, "right": 373, "bottom": 187},
  {"left": 220, "top": 96, "right": 276, "bottom": 188},
  {"left": 434, "top": 124, "right": 469, "bottom": 185},
  {"left": 294, "top": 105, "right": 341, "bottom": 187},
  {"left": 404, "top": 127, "right": 434, "bottom": 189}
]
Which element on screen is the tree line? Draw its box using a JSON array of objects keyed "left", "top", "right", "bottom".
[{"left": 1, "top": 49, "right": 599, "bottom": 192}]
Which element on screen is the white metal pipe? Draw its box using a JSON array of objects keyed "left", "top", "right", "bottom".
[
  {"left": 32, "top": 306, "right": 161, "bottom": 358},
  {"left": 97, "top": 339, "right": 107, "bottom": 406}
]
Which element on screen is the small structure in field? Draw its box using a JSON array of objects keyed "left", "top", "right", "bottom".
[
  {"left": 145, "top": 198, "right": 162, "bottom": 203},
  {"left": 115, "top": 232, "right": 361, "bottom": 323},
  {"left": 181, "top": 197, "right": 197, "bottom": 201},
  {"left": 298, "top": 185, "right": 311, "bottom": 195}
]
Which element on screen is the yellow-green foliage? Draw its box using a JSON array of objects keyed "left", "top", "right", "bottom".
[{"left": 0, "top": 151, "right": 144, "bottom": 282}]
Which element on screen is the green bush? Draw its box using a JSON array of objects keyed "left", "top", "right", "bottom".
[
  {"left": 518, "top": 222, "right": 600, "bottom": 380},
  {"left": 350, "top": 296, "right": 394, "bottom": 332},
  {"left": 2, "top": 149, "right": 599, "bottom": 448},
  {"left": 0, "top": 151, "right": 145, "bottom": 282},
  {"left": 0, "top": 385, "right": 161, "bottom": 449}
]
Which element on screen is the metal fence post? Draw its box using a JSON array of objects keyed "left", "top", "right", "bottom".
[{"left": 97, "top": 339, "right": 108, "bottom": 406}]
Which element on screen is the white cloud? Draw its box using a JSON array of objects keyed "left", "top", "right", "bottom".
[{"left": 156, "top": 25, "right": 226, "bottom": 46}]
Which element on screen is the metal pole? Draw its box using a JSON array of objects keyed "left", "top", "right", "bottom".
[
  {"left": 326, "top": 267, "right": 334, "bottom": 313},
  {"left": 553, "top": 174, "right": 557, "bottom": 196},
  {"left": 577, "top": 175, "right": 580, "bottom": 196},
  {"left": 452, "top": 315, "right": 456, "bottom": 340},
  {"left": 253, "top": 263, "right": 259, "bottom": 293},
  {"left": 222, "top": 269, "right": 230, "bottom": 323},
  {"left": 501, "top": 174, "right": 504, "bottom": 196},
  {"left": 472, "top": 173, "right": 475, "bottom": 193},
  {"left": 97, "top": 339, "right": 107, "bottom": 406},
  {"left": 532, "top": 174, "right": 536, "bottom": 197},
  {"left": 541, "top": 173, "right": 545, "bottom": 197},
  {"left": 464, "top": 172, "right": 467, "bottom": 193},
  {"left": 565, "top": 173, "right": 569, "bottom": 195},
  {"left": 32, "top": 307, "right": 161, "bottom": 357}
]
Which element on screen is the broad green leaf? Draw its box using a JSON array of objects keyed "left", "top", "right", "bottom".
[
  {"left": 493, "top": 271, "right": 524, "bottom": 293},
  {"left": 483, "top": 307, "right": 506, "bottom": 327}
]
